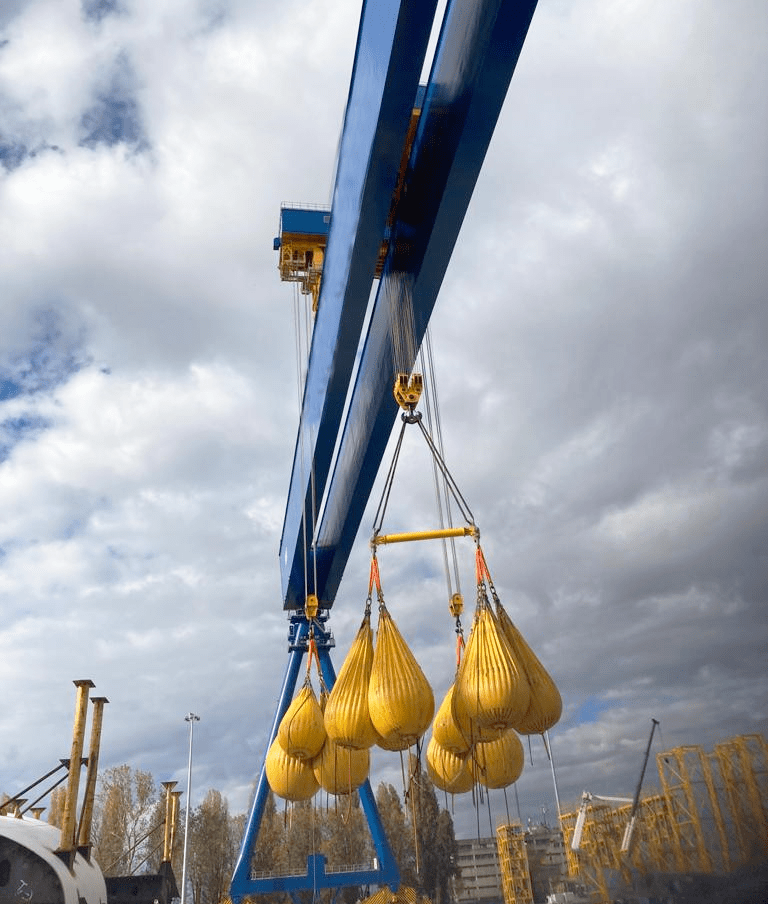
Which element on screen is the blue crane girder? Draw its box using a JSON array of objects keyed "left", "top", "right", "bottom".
[
  {"left": 282, "top": 0, "right": 539, "bottom": 608},
  {"left": 278, "top": 0, "right": 438, "bottom": 608}
]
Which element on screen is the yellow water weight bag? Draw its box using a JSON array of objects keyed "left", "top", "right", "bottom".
[
  {"left": 313, "top": 736, "right": 370, "bottom": 795},
  {"left": 426, "top": 735, "right": 474, "bottom": 795},
  {"left": 265, "top": 737, "right": 319, "bottom": 801},
  {"left": 368, "top": 604, "right": 435, "bottom": 750},
  {"left": 472, "top": 727, "right": 524, "bottom": 790},
  {"left": 495, "top": 603, "right": 562, "bottom": 734},
  {"left": 277, "top": 682, "right": 326, "bottom": 760},
  {"left": 453, "top": 599, "right": 530, "bottom": 735},
  {"left": 324, "top": 613, "right": 378, "bottom": 750},
  {"left": 432, "top": 683, "right": 471, "bottom": 756}
]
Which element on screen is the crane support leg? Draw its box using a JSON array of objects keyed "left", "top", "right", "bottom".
[{"left": 229, "top": 613, "right": 399, "bottom": 902}]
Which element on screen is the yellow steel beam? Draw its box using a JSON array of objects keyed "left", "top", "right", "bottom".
[{"left": 373, "top": 526, "right": 478, "bottom": 546}]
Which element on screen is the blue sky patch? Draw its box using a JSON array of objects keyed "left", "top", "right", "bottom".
[
  {"left": 2, "top": 308, "right": 88, "bottom": 395},
  {"left": 82, "top": 0, "right": 121, "bottom": 24},
  {"left": 0, "top": 140, "right": 28, "bottom": 171},
  {"left": 0, "top": 415, "right": 50, "bottom": 462},
  {"left": 578, "top": 696, "right": 615, "bottom": 723},
  {"left": 0, "top": 379, "right": 22, "bottom": 401},
  {"left": 79, "top": 54, "right": 147, "bottom": 150}
]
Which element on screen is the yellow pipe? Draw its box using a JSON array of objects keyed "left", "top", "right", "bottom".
[
  {"left": 161, "top": 782, "right": 178, "bottom": 862},
  {"left": 170, "top": 790, "right": 183, "bottom": 856},
  {"left": 373, "top": 525, "right": 478, "bottom": 545},
  {"left": 78, "top": 696, "right": 108, "bottom": 852},
  {"left": 59, "top": 679, "right": 94, "bottom": 857}
]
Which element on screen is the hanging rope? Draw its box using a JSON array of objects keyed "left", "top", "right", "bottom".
[
  {"left": 419, "top": 327, "right": 463, "bottom": 600},
  {"left": 291, "top": 280, "right": 321, "bottom": 606},
  {"left": 370, "top": 410, "right": 476, "bottom": 544},
  {"left": 385, "top": 270, "right": 418, "bottom": 378}
]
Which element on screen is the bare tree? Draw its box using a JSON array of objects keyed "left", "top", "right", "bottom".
[
  {"left": 376, "top": 782, "right": 416, "bottom": 886},
  {"left": 323, "top": 795, "right": 373, "bottom": 904},
  {"left": 92, "top": 764, "right": 158, "bottom": 876},
  {"left": 188, "top": 789, "right": 237, "bottom": 904}
]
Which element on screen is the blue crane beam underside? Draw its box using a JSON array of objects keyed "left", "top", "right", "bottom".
[
  {"left": 278, "top": 0, "right": 438, "bottom": 608},
  {"left": 293, "top": 0, "right": 540, "bottom": 607}
]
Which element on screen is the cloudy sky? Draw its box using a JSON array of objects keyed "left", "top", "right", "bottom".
[{"left": 1, "top": 0, "right": 766, "bottom": 847}]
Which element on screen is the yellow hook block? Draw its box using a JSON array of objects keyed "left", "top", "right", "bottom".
[
  {"left": 304, "top": 594, "right": 319, "bottom": 619},
  {"left": 394, "top": 373, "right": 423, "bottom": 411}
]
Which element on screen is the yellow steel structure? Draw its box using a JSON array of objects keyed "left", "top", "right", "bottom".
[
  {"left": 557, "top": 733, "right": 768, "bottom": 904},
  {"left": 372, "top": 525, "right": 478, "bottom": 546},
  {"left": 657, "top": 742, "right": 730, "bottom": 873},
  {"left": 277, "top": 225, "right": 327, "bottom": 312},
  {"left": 714, "top": 733, "right": 768, "bottom": 865},
  {"left": 561, "top": 799, "right": 630, "bottom": 902},
  {"left": 496, "top": 823, "right": 534, "bottom": 904}
]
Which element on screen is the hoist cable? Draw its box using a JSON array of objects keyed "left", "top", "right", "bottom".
[
  {"left": 371, "top": 416, "right": 410, "bottom": 539},
  {"left": 302, "top": 289, "right": 320, "bottom": 599},
  {"left": 424, "top": 328, "right": 463, "bottom": 595},
  {"left": 418, "top": 341, "right": 454, "bottom": 599},
  {"left": 419, "top": 328, "right": 464, "bottom": 600},
  {"left": 386, "top": 272, "right": 418, "bottom": 377},
  {"left": 291, "top": 283, "right": 310, "bottom": 604},
  {"left": 291, "top": 282, "right": 321, "bottom": 605}
]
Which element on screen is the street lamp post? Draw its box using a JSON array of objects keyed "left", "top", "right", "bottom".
[{"left": 180, "top": 713, "right": 200, "bottom": 904}]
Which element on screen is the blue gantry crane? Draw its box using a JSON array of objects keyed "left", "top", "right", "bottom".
[{"left": 230, "top": 1, "right": 539, "bottom": 900}]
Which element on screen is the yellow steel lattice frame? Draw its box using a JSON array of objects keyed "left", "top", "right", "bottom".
[
  {"left": 559, "top": 802, "right": 617, "bottom": 903},
  {"left": 714, "top": 734, "right": 768, "bottom": 864},
  {"left": 559, "top": 734, "right": 767, "bottom": 902},
  {"left": 656, "top": 744, "right": 727, "bottom": 873},
  {"left": 496, "top": 824, "right": 534, "bottom": 904}
]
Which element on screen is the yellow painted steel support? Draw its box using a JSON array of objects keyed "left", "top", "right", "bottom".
[
  {"left": 700, "top": 749, "right": 731, "bottom": 872},
  {"left": 657, "top": 745, "right": 713, "bottom": 873},
  {"left": 77, "top": 695, "right": 108, "bottom": 851},
  {"left": 162, "top": 781, "right": 178, "bottom": 863},
  {"left": 715, "top": 734, "right": 768, "bottom": 864},
  {"left": 59, "top": 679, "right": 95, "bottom": 859},
  {"left": 559, "top": 734, "right": 768, "bottom": 898},
  {"left": 373, "top": 525, "right": 477, "bottom": 546},
  {"left": 496, "top": 824, "right": 534, "bottom": 904},
  {"left": 170, "top": 790, "right": 183, "bottom": 855}
]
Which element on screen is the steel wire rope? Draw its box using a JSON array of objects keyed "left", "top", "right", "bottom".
[
  {"left": 418, "top": 340, "right": 453, "bottom": 594},
  {"left": 419, "top": 327, "right": 463, "bottom": 598},
  {"left": 291, "top": 281, "right": 322, "bottom": 606},
  {"left": 291, "top": 282, "right": 311, "bottom": 606},
  {"left": 290, "top": 285, "right": 324, "bottom": 882},
  {"left": 414, "top": 415, "right": 475, "bottom": 526},
  {"left": 386, "top": 271, "right": 417, "bottom": 377},
  {"left": 370, "top": 416, "right": 410, "bottom": 538},
  {"left": 303, "top": 288, "right": 321, "bottom": 602}
]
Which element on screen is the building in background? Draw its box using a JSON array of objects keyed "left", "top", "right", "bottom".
[
  {"left": 459, "top": 825, "right": 572, "bottom": 904},
  {"left": 455, "top": 836, "right": 505, "bottom": 904}
]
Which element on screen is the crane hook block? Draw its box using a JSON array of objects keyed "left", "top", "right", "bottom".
[
  {"left": 394, "top": 373, "right": 423, "bottom": 411},
  {"left": 304, "top": 594, "right": 319, "bottom": 619}
]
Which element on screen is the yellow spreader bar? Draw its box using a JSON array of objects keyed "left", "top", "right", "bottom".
[{"left": 373, "top": 526, "right": 478, "bottom": 546}]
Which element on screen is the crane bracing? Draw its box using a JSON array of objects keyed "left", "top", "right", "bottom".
[{"left": 230, "top": 1, "right": 540, "bottom": 900}]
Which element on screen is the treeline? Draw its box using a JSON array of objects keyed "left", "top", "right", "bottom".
[{"left": 45, "top": 764, "right": 457, "bottom": 904}]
